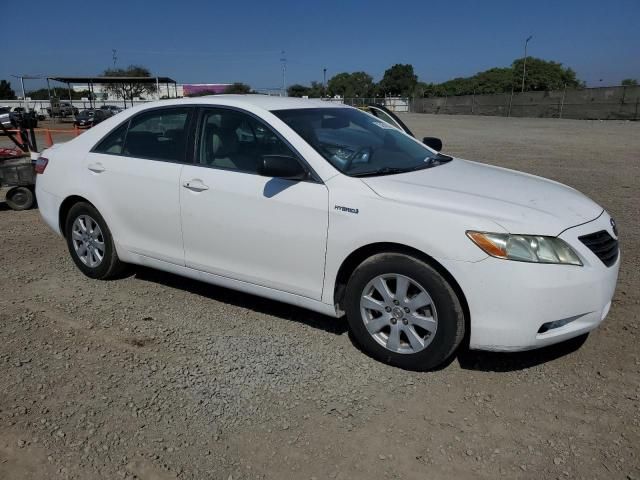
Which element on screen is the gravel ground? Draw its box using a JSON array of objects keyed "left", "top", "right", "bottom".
[{"left": 0, "top": 114, "right": 638, "bottom": 480}]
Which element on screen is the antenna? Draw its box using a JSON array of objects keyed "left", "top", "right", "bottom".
[
  {"left": 112, "top": 49, "right": 118, "bottom": 68},
  {"left": 280, "top": 50, "right": 287, "bottom": 96}
]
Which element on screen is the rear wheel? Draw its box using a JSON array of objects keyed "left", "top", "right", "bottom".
[
  {"left": 344, "top": 253, "right": 465, "bottom": 371},
  {"left": 64, "top": 202, "right": 124, "bottom": 279},
  {"left": 5, "top": 186, "right": 34, "bottom": 210}
]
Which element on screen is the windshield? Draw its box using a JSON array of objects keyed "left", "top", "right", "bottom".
[{"left": 272, "top": 107, "right": 448, "bottom": 176}]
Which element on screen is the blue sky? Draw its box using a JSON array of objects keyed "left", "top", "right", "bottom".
[{"left": 4, "top": 0, "right": 639, "bottom": 91}]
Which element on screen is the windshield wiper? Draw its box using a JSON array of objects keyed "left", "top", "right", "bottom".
[
  {"left": 350, "top": 167, "right": 414, "bottom": 177},
  {"left": 350, "top": 153, "right": 453, "bottom": 177}
]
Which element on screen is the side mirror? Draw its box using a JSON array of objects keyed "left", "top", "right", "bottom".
[
  {"left": 423, "top": 137, "right": 443, "bottom": 152},
  {"left": 259, "top": 155, "right": 308, "bottom": 181}
]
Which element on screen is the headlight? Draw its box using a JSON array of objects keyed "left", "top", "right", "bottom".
[{"left": 466, "top": 231, "right": 582, "bottom": 265}]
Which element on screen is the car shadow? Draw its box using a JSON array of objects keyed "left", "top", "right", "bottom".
[
  {"left": 132, "top": 266, "right": 348, "bottom": 336},
  {"left": 0, "top": 202, "right": 10, "bottom": 212},
  {"left": 123, "top": 267, "right": 589, "bottom": 371},
  {"left": 455, "top": 333, "right": 589, "bottom": 372},
  {"left": 262, "top": 177, "right": 297, "bottom": 198}
]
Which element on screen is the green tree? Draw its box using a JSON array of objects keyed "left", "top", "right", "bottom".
[
  {"left": 287, "top": 84, "right": 311, "bottom": 97},
  {"left": 419, "top": 58, "right": 584, "bottom": 97},
  {"left": 101, "top": 65, "right": 157, "bottom": 104},
  {"left": 307, "top": 81, "right": 325, "bottom": 97},
  {"left": 0, "top": 80, "right": 16, "bottom": 99},
  {"left": 512, "top": 57, "right": 582, "bottom": 91},
  {"left": 224, "top": 82, "right": 252, "bottom": 94},
  {"left": 378, "top": 64, "right": 418, "bottom": 96},
  {"left": 433, "top": 76, "right": 476, "bottom": 96},
  {"left": 621, "top": 78, "right": 638, "bottom": 86},
  {"left": 473, "top": 68, "right": 515, "bottom": 94},
  {"left": 327, "top": 72, "right": 374, "bottom": 98}
]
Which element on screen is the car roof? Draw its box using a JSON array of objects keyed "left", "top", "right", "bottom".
[
  {"left": 132, "top": 95, "right": 349, "bottom": 113},
  {"left": 213, "top": 94, "right": 346, "bottom": 111}
]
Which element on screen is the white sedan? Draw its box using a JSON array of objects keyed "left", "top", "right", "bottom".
[{"left": 35, "top": 95, "right": 620, "bottom": 370}]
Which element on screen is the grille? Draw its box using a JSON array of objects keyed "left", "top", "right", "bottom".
[{"left": 578, "top": 230, "right": 619, "bottom": 267}]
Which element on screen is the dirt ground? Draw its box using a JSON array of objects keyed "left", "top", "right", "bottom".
[{"left": 1, "top": 113, "right": 638, "bottom": 480}]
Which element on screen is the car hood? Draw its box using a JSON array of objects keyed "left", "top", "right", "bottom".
[{"left": 360, "top": 159, "right": 603, "bottom": 236}]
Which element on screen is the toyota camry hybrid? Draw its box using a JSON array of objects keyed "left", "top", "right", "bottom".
[{"left": 35, "top": 95, "right": 620, "bottom": 370}]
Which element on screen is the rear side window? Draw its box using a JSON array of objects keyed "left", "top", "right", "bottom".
[
  {"left": 124, "top": 108, "right": 191, "bottom": 162},
  {"left": 94, "top": 122, "right": 128, "bottom": 154}
]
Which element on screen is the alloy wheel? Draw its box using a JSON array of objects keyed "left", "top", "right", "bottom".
[
  {"left": 71, "top": 215, "right": 105, "bottom": 268},
  {"left": 359, "top": 274, "right": 438, "bottom": 354}
]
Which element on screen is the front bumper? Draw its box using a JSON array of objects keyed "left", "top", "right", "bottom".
[{"left": 441, "top": 212, "right": 620, "bottom": 351}]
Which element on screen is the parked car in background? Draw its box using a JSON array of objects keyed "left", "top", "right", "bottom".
[
  {"left": 47, "top": 102, "right": 79, "bottom": 118},
  {"left": 0, "top": 107, "right": 12, "bottom": 125},
  {"left": 74, "top": 109, "right": 109, "bottom": 128},
  {"left": 0, "top": 107, "right": 40, "bottom": 127},
  {"left": 35, "top": 95, "right": 620, "bottom": 370},
  {"left": 100, "top": 105, "right": 123, "bottom": 115}
]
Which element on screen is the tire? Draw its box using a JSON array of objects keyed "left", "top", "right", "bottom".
[
  {"left": 5, "top": 186, "right": 34, "bottom": 210},
  {"left": 344, "top": 253, "right": 465, "bottom": 371},
  {"left": 64, "top": 202, "right": 124, "bottom": 279}
]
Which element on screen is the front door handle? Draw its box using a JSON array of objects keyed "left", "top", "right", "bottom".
[
  {"left": 183, "top": 180, "right": 210, "bottom": 192},
  {"left": 88, "top": 162, "right": 105, "bottom": 173}
]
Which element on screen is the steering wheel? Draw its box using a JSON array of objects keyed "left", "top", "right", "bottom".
[
  {"left": 343, "top": 147, "right": 372, "bottom": 172},
  {"left": 317, "top": 143, "right": 373, "bottom": 171}
]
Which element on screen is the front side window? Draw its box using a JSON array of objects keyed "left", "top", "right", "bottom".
[
  {"left": 273, "top": 108, "right": 447, "bottom": 176},
  {"left": 124, "top": 108, "right": 191, "bottom": 162},
  {"left": 198, "top": 108, "right": 298, "bottom": 174}
]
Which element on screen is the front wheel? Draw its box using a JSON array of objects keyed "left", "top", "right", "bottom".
[
  {"left": 64, "top": 202, "right": 125, "bottom": 279},
  {"left": 344, "top": 253, "right": 465, "bottom": 371}
]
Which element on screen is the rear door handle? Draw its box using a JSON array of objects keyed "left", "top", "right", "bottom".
[
  {"left": 182, "top": 180, "right": 209, "bottom": 192},
  {"left": 88, "top": 162, "right": 105, "bottom": 173}
]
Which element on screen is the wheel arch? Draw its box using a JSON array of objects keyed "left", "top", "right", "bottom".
[
  {"left": 333, "top": 242, "right": 470, "bottom": 343},
  {"left": 58, "top": 195, "right": 94, "bottom": 237}
]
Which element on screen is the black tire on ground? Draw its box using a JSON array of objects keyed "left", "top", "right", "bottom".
[
  {"left": 64, "top": 202, "right": 125, "bottom": 280},
  {"left": 5, "top": 186, "right": 35, "bottom": 210},
  {"left": 344, "top": 253, "right": 465, "bottom": 371}
]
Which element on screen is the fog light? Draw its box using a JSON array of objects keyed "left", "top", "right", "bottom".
[{"left": 538, "top": 317, "right": 576, "bottom": 334}]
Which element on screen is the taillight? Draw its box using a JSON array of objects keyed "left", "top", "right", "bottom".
[{"left": 34, "top": 156, "right": 49, "bottom": 174}]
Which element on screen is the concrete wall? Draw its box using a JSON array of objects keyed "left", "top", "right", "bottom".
[{"left": 410, "top": 86, "right": 640, "bottom": 120}]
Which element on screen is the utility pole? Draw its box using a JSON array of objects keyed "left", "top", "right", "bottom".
[
  {"left": 323, "top": 67, "right": 327, "bottom": 98},
  {"left": 280, "top": 50, "right": 287, "bottom": 97},
  {"left": 521, "top": 35, "right": 532, "bottom": 93},
  {"left": 10, "top": 75, "right": 27, "bottom": 110}
]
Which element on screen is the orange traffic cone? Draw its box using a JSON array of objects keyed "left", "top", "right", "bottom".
[{"left": 44, "top": 129, "right": 53, "bottom": 147}]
